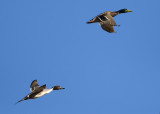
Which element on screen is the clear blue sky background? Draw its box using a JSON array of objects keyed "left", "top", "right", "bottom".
[{"left": 0, "top": 0, "right": 160, "bottom": 114}]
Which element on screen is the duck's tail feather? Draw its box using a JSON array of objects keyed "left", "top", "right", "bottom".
[{"left": 15, "top": 99, "right": 24, "bottom": 104}]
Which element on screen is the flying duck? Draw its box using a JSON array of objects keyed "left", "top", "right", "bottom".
[
  {"left": 87, "top": 9, "right": 132, "bottom": 33},
  {"left": 16, "top": 80, "right": 65, "bottom": 104}
]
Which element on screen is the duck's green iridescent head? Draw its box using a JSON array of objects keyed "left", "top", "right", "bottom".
[{"left": 118, "top": 9, "right": 132, "bottom": 13}]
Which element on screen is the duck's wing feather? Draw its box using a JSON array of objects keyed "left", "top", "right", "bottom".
[
  {"left": 100, "top": 23, "right": 115, "bottom": 33},
  {"left": 98, "top": 13, "right": 118, "bottom": 33},
  {"left": 98, "top": 14, "right": 117, "bottom": 26},
  {"left": 30, "top": 80, "right": 39, "bottom": 92},
  {"left": 98, "top": 15, "right": 108, "bottom": 21},
  {"left": 29, "top": 84, "right": 46, "bottom": 98},
  {"left": 87, "top": 11, "right": 117, "bottom": 24},
  {"left": 16, "top": 85, "right": 46, "bottom": 104}
]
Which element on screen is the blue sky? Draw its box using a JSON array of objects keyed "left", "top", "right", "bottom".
[{"left": 0, "top": 0, "right": 160, "bottom": 114}]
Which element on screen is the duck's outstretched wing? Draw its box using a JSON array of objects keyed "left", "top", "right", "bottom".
[
  {"left": 30, "top": 80, "right": 39, "bottom": 92},
  {"left": 16, "top": 85, "right": 46, "bottom": 104},
  {"left": 29, "top": 84, "right": 46, "bottom": 98},
  {"left": 99, "top": 12, "right": 117, "bottom": 26},
  {"left": 87, "top": 12, "right": 108, "bottom": 24},
  {"left": 99, "top": 15, "right": 118, "bottom": 33},
  {"left": 100, "top": 23, "right": 115, "bottom": 33}
]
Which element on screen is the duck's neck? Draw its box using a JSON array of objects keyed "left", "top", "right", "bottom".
[
  {"left": 111, "top": 12, "right": 119, "bottom": 17},
  {"left": 117, "top": 9, "right": 126, "bottom": 14}
]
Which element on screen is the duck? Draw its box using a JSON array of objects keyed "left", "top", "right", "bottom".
[
  {"left": 87, "top": 9, "right": 132, "bottom": 33},
  {"left": 16, "top": 80, "right": 65, "bottom": 104}
]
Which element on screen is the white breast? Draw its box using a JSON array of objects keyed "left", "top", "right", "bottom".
[{"left": 34, "top": 89, "right": 53, "bottom": 98}]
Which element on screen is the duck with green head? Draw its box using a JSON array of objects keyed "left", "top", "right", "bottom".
[{"left": 87, "top": 9, "right": 132, "bottom": 33}]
